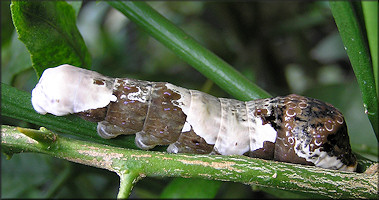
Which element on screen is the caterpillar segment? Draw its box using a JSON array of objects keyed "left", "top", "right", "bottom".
[{"left": 31, "top": 64, "right": 357, "bottom": 171}]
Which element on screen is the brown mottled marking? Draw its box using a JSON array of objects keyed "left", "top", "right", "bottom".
[
  {"left": 93, "top": 79, "right": 105, "bottom": 85},
  {"left": 136, "top": 83, "right": 187, "bottom": 147},
  {"left": 105, "top": 79, "right": 149, "bottom": 134},
  {"left": 77, "top": 107, "right": 107, "bottom": 122}
]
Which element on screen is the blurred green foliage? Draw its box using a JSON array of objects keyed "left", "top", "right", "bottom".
[{"left": 1, "top": 1, "right": 377, "bottom": 198}]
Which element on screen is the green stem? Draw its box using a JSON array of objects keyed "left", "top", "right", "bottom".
[
  {"left": 2, "top": 125, "right": 377, "bottom": 199},
  {"left": 107, "top": 1, "right": 270, "bottom": 101},
  {"left": 329, "top": 1, "right": 378, "bottom": 140},
  {"left": 117, "top": 170, "right": 141, "bottom": 199},
  {"left": 361, "top": 1, "right": 378, "bottom": 94}
]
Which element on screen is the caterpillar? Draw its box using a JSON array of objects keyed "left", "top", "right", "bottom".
[{"left": 31, "top": 64, "right": 357, "bottom": 171}]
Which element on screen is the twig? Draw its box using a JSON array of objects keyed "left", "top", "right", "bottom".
[{"left": 1, "top": 125, "right": 377, "bottom": 199}]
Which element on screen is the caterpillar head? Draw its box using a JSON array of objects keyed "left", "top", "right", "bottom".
[{"left": 273, "top": 94, "right": 357, "bottom": 171}]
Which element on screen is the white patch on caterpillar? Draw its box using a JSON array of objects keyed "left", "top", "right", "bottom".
[
  {"left": 312, "top": 150, "right": 344, "bottom": 170},
  {"left": 166, "top": 83, "right": 277, "bottom": 155},
  {"left": 165, "top": 83, "right": 191, "bottom": 114},
  {"left": 181, "top": 121, "right": 192, "bottom": 132},
  {"left": 292, "top": 137, "right": 356, "bottom": 172},
  {"left": 245, "top": 100, "right": 277, "bottom": 151},
  {"left": 186, "top": 90, "right": 222, "bottom": 145},
  {"left": 126, "top": 83, "right": 151, "bottom": 103},
  {"left": 31, "top": 64, "right": 117, "bottom": 116},
  {"left": 214, "top": 98, "right": 250, "bottom": 155},
  {"left": 249, "top": 118, "right": 277, "bottom": 151},
  {"left": 114, "top": 79, "right": 151, "bottom": 103},
  {"left": 166, "top": 83, "right": 222, "bottom": 145}
]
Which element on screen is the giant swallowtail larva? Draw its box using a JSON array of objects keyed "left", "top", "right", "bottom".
[{"left": 31, "top": 64, "right": 357, "bottom": 171}]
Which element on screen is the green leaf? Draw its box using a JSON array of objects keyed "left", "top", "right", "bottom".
[
  {"left": 107, "top": 1, "right": 271, "bottom": 101},
  {"left": 362, "top": 1, "right": 378, "bottom": 94},
  {"left": 66, "top": 1, "right": 82, "bottom": 17},
  {"left": 329, "top": 1, "right": 378, "bottom": 140},
  {"left": 160, "top": 178, "right": 222, "bottom": 198},
  {"left": 10, "top": 1, "right": 91, "bottom": 77}
]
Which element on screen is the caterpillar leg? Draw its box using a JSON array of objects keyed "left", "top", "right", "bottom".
[
  {"left": 135, "top": 131, "right": 157, "bottom": 150},
  {"left": 167, "top": 124, "right": 214, "bottom": 154},
  {"left": 97, "top": 121, "right": 135, "bottom": 139}
]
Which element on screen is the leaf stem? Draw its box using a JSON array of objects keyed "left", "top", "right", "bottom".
[
  {"left": 361, "top": 1, "right": 378, "bottom": 94},
  {"left": 107, "top": 1, "right": 270, "bottom": 101},
  {"left": 117, "top": 170, "right": 142, "bottom": 199},
  {"left": 329, "top": 1, "right": 378, "bottom": 140}
]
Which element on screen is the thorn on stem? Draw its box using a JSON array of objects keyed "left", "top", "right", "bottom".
[{"left": 16, "top": 127, "right": 57, "bottom": 144}]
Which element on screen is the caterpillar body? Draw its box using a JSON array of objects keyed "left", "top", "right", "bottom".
[{"left": 31, "top": 64, "right": 357, "bottom": 171}]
